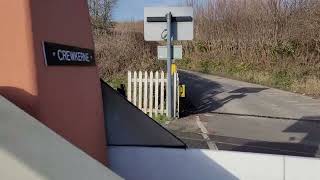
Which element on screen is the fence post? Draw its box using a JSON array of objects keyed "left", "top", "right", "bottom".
[
  {"left": 173, "top": 72, "right": 177, "bottom": 118},
  {"left": 138, "top": 71, "right": 143, "bottom": 109},
  {"left": 143, "top": 71, "right": 148, "bottom": 114},
  {"left": 149, "top": 71, "right": 154, "bottom": 117},
  {"left": 128, "top": 71, "right": 132, "bottom": 102},
  {"left": 133, "top": 71, "right": 137, "bottom": 106},
  {"left": 155, "top": 71, "right": 159, "bottom": 116},
  {"left": 177, "top": 73, "right": 180, "bottom": 118},
  {"left": 160, "top": 71, "right": 165, "bottom": 115}
]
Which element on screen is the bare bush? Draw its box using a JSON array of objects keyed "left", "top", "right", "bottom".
[
  {"left": 94, "top": 22, "right": 164, "bottom": 82},
  {"left": 188, "top": 0, "right": 320, "bottom": 68},
  {"left": 88, "top": 0, "right": 117, "bottom": 32},
  {"left": 87, "top": 0, "right": 164, "bottom": 84},
  {"left": 181, "top": 0, "right": 320, "bottom": 95}
]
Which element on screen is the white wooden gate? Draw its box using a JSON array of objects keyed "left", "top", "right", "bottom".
[{"left": 127, "top": 71, "right": 179, "bottom": 118}]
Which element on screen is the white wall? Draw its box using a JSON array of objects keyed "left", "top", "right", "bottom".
[
  {"left": 109, "top": 146, "right": 320, "bottom": 180},
  {"left": 0, "top": 96, "right": 122, "bottom": 180}
]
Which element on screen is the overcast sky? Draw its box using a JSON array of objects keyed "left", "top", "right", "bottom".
[{"left": 113, "top": 0, "right": 185, "bottom": 21}]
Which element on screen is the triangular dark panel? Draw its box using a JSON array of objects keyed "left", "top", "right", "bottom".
[{"left": 101, "top": 80, "right": 186, "bottom": 148}]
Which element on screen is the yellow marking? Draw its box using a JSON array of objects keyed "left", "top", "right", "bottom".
[
  {"left": 179, "top": 85, "right": 186, "bottom": 97},
  {"left": 171, "top": 64, "right": 177, "bottom": 75}
]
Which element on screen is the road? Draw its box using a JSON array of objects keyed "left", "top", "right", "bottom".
[{"left": 167, "top": 70, "right": 320, "bottom": 157}]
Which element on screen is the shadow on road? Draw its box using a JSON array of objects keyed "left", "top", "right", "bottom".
[
  {"left": 224, "top": 140, "right": 319, "bottom": 157},
  {"left": 179, "top": 71, "right": 268, "bottom": 117},
  {"left": 179, "top": 71, "right": 223, "bottom": 117},
  {"left": 283, "top": 116, "right": 320, "bottom": 149},
  {"left": 229, "top": 87, "right": 268, "bottom": 94},
  {"left": 212, "top": 116, "right": 320, "bottom": 157}
]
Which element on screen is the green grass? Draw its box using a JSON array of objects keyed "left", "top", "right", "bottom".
[
  {"left": 153, "top": 114, "right": 171, "bottom": 125},
  {"left": 105, "top": 75, "right": 127, "bottom": 90}
]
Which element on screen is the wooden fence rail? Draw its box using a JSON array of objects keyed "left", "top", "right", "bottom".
[{"left": 127, "top": 71, "right": 179, "bottom": 118}]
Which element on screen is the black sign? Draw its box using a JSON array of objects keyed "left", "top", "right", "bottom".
[
  {"left": 147, "top": 16, "right": 193, "bottom": 22},
  {"left": 42, "top": 41, "right": 95, "bottom": 66}
]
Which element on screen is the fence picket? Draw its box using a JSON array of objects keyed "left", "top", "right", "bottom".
[
  {"left": 173, "top": 72, "right": 177, "bottom": 118},
  {"left": 128, "top": 71, "right": 132, "bottom": 102},
  {"left": 155, "top": 71, "right": 159, "bottom": 116},
  {"left": 149, "top": 72, "right": 154, "bottom": 117},
  {"left": 149, "top": 71, "right": 153, "bottom": 117},
  {"left": 143, "top": 72, "right": 148, "bottom": 113},
  {"left": 160, "top": 71, "right": 165, "bottom": 115},
  {"left": 138, "top": 71, "right": 142, "bottom": 109},
  {"left": 133, "top": 71, "right": 137, "bottom": 106}
]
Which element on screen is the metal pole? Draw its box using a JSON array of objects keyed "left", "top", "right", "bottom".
[{"left": 166, "top": 12, "right": 173, "bottom": 118}]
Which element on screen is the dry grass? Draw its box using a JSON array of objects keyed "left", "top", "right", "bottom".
[
  {"left": 179, "top": 0, "right": 320, "bottom": 96},
  {"left": 292, "top": 77, "right": 320, "bottom": 95}
]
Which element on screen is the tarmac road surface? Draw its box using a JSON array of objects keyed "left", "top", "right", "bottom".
[{"left": 167, "top": 70, "right": 320, "bottom": 157}]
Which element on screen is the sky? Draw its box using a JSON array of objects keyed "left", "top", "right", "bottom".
[{"left": 113, "top": 0, "right": 185, "bottom": 21}]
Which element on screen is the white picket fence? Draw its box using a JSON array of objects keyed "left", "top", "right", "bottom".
[{"left": 127, "top": 71, "right": 179, "bottom": 118}]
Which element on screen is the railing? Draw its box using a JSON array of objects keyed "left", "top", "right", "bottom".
[{"left": 127, "top": 71, "right": 179, "bottom": 118}]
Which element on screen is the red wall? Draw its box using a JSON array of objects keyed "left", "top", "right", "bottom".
[{"left": 0, "top": 0, "right": 107, "bottom": 165}]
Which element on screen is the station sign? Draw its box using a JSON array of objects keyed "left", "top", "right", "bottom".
[{"left": 42, "top": 41, "right": 95, "bottom": 66}]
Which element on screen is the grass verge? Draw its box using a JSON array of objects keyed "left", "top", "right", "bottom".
[
  {"left": 153, "top": 115, "right": 171, "bottom": 125},
  {"left": 178, "top": 58, "right": 320, "bottom": 97}
]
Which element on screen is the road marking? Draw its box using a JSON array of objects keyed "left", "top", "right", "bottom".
[
  {"left": 295, "top": 103, "right": 320, "bottom": 106},
  {"left": 287, "top": 100, "right": 299, "bottom": 103},
  {"left": 204, "top": 114, "right": 213, "bottom": 117},
  {"left": 195, "top": 116, "right": 218, "bottom": 150}
]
